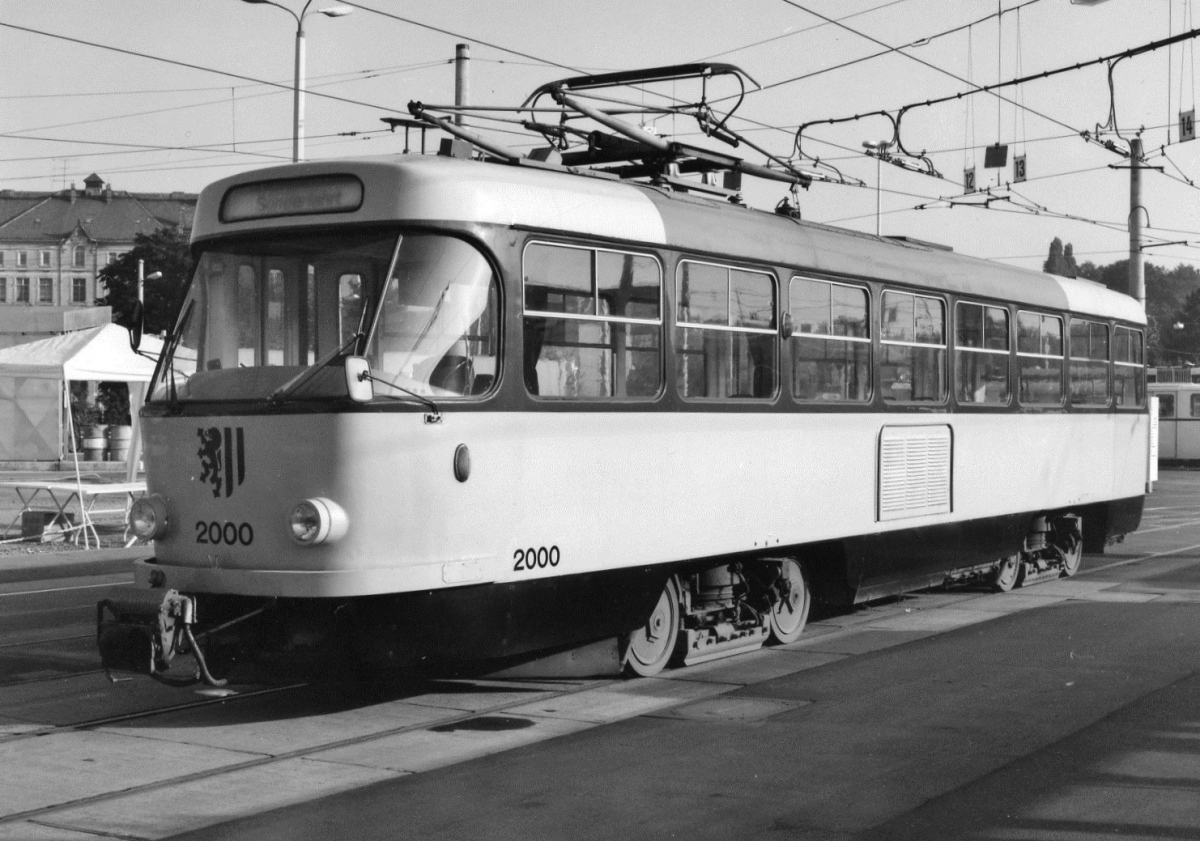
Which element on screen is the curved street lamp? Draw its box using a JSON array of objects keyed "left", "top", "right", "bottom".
[{"left": 241, "top": 0, "right": 353, "bottom": 163}]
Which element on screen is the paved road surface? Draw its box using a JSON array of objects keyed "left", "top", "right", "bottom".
[{"left": 1, "top": 472, "right": 1198, "bottom": 840}]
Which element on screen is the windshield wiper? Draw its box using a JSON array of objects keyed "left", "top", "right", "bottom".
[{"left": 268, "top": 332, "right": 363, "bottom": 406}]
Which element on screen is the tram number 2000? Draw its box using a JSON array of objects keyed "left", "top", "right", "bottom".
[
  {"left": 195, "top": 520, "right": 254, "bottom": 546},
  {"left": 513, "top": 545, "right": 560, "bottom": 571}
]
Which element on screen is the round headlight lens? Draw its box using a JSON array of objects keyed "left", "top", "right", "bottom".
[
  {"left": 289, "top": 501, "right": 323, "bottom": 544},
  {"left": 288, "top": 498, "right": 348, "bottom": 545},
  {"left": 129, "top": 495, "right": 169, "bottom": 541}
]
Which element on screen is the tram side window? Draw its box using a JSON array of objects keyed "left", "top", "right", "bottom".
[
  {"left": 1068, "top": 318, "right": 1111, "bottom": 406},
  {"left": 676, "top": 262, "right": 777, "bottom": 399},
  {"left": 881, "top": 291, "right": 945, "bottom": 403},
  {"left": 1113, "top": 326, "right": 1145, "bottom": 407},
  {"left": 789, "top": 277, "right": 869, "bottom": 401},
  {"left": 954, "top": 302, "right": 1009, "bottom": 404},
  {"left": 523, "top": 242, "right": 662, "bottom": 399},
  {"left": 1017, "top": 311, "right": 1064, "bottom": 405},
  {"left": 1159, "top": 393, "right": 1176, "bottom": 418},
  {"left": 1192, "top": 393, "right": 1200, "bottom": 417}
]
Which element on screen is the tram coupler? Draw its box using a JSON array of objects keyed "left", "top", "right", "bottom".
[{"left": 97, "top": 589, "right": 208, "bottom": 682}]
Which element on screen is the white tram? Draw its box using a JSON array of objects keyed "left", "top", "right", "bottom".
[
  {"left": 1150, "top": 382, "right": 1200, "bottom": 460},
  {"left": 99, "top": 67, "right": 1151, "bottom": 683}
]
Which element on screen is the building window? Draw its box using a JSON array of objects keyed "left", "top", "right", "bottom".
[
  {"left": 881, "top": 290, "right": 946, "bottom": 402},
  {"left": 71, "top": 277, "right": 88, "bottom": 304},
  {"left": 38, "top": 277, "right": 54, "bottom": 304},
  {"left": 0, "top": 252, "right": 5, "bottom": 267},
  {"left": 17, "top": 252, "right": 27, "bottom": 268},
  {"left": 789, "top": 276, "right": 870, "bottom": 401},
  {"left": 15, "top": 277, "right": 30, "bottom": 303},
  {"left": 39, "top": 251, "right": 52, "bottom": 268},
  {"left": 1017, "top": 311, "right": 1065, "bottom": 405},
  {"left": 523, "top": 241, "right": 663, "bottom": 399},
  {"left": 1114, "top": 326, "right": 1145, "bottom": 407},
  {"left": 1069, "top": 318, "right": 1110, "bottom": 406},
  {"left": 675, "top": 260, "right": 777, "bottom": 400},
  {"left": 0, "top": 278, "right": 6, "bottom": 302},
  {"left": 73, "top": 246, "right": 86, "bottom": 268}
]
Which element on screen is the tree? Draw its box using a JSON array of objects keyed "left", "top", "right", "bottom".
[
  {"left": 1043, "top": 237, "right": 1078, "bottom": 278},
  {"left": 1168, "top": 286, "right": 1200, "bottom": 366},
  {"left": 1072, "top": 246, "right": 1200, "bottom": 366},
  {"left": 97, "top": 225, "right": 192, "bottom": 336}
]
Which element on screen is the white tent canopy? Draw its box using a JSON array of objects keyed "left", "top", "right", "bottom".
[
  {"left": 0, "top": 324, "right": 162, "bottom": 468},
  {"left": 0, "top": 324, "right": 162, "bottom": 381}
]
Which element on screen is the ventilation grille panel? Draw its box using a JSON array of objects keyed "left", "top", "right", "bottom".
[{"left": 878, "top": 425, "right": 952, "bottom": 521}]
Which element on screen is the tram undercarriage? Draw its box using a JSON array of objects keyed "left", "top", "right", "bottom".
[{"left": 97, "top": 512, "right": 1092, "bottom": 687}]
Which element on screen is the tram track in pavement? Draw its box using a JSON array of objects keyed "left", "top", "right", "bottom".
[{"left": 0, "top": 679, "right": 313, "bottom": 746}]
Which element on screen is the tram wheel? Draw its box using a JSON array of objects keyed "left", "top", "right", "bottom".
[
  {"left": 620, "top": 576, "right": 681, "bottom": 677},
  {"left": 1060, "top": 539, "right": 1083, "bottom": 577},
  {"left": 992, "top": 554, "right": 1022, "bottom": 593},
  {"left": 767, "top": 559, "right": 811, "bottom": 644}
]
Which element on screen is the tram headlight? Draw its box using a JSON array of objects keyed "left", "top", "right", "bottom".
[
  {"left": 288, "top": 497, "right": 349, "bottom": 545},
  {"left": 129, "top": 495, "right": 170, "bottom": 541}
]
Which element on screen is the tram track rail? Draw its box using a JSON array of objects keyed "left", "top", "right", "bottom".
[
  {"left": 0, "top": 632, "right": 92, "bottom": 650},
  {"left": 0, "top": 680, "right": 312, "bottom": 747}
]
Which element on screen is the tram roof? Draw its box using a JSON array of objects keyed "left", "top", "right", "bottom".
[{"left": 194, "top": 154, "right": 1144, "bottom": 325}]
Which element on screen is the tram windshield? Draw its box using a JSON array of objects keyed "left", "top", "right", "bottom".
[{"left": 150, "top": 231, "right": 499, "bottom": 403}]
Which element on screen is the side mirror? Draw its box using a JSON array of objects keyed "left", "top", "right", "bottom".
[
  {"left": 345, "top": 356, "right": 374, "bottom": 403},
  {"left": 780, "top": 311, "right": 795, "bottom": 340},
  {"left": 127, "top": 301, "right": 145, "bottom": 351}
]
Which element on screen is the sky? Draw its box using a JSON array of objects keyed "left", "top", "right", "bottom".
[{"left": 3, "top": 0, "right": 1200, "bottom": 276}]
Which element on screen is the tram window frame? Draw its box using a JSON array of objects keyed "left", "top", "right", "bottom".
[
  {"left": 522, "top": 241, "right": 664, "bottom": 400},
  {"left": 788, "top": 276, "right": 871, "bottom": 402},
  {"left": 1113, "top": 325, "right": 1146, "bottom": 408},
  {"left": 1017, "top": 310, "right": 1065, "bottom": 406},
  {"left": 675, "top": 260, "right": 779, "bottom": 401},
  {"left": 880, "top": 290, "right": 946, "bottom": 404},
  {"left": 1068, "top": 317, "right": 1111, "bottom": 407},
  {"left": 954, "top": 301, "right": 1010, "bottom": 406}
]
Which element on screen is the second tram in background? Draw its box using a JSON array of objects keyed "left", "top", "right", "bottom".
[
  {"left": 1150, "top": 380, "right": 1200, "bottom": 461},
  {"left": 99, "top": 64, "right": 1152, "bottom": 684}
]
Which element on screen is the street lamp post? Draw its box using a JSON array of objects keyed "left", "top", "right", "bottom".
[
  {"left": 241, "top": 0, "right": 353, "bottom": 163},
  {"left": 136, "top": 259, "right": 161, "bottom": 306}
]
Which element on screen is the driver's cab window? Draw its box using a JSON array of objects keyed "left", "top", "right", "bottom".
[{"left": 368, "top": 234, "right": 499, "bottom": 398}]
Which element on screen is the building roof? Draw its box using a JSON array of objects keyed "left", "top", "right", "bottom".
[{"left": 0, "top": 176, "right": 195, "bottom": 245}]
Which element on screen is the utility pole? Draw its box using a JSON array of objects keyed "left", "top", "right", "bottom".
[
  {"left": 1129, "top": 136, "right": 1145, "bottom": 309},
  {"left": 455, "top": 44, "right": 470, "bottom": 127}
]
